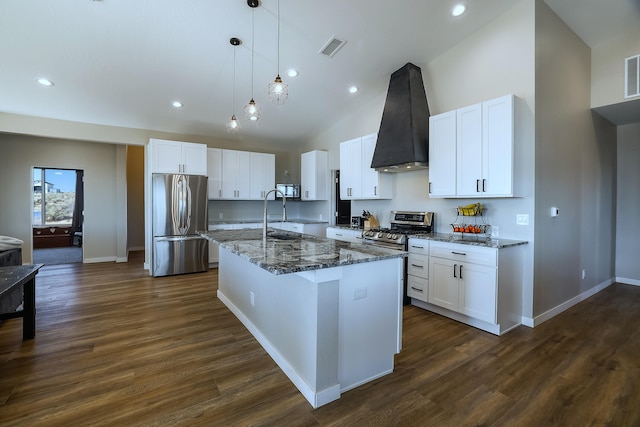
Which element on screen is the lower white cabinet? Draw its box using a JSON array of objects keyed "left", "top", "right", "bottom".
[
  {"left": 325, "top": 227, "right": 363, "bottom": 243},
  {"left": 271, "top": 222, "right": 328, "bottom": 237},
  {"left": 407, "top": 238, "right": 429, "bottom": 302},
  {"left": 412, "top": 240, "right": 524, "bottom": 336}
]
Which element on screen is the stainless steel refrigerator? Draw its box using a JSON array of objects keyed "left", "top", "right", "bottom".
[{"left": 152, "top": 173, "right": 208, "bottom": 277}]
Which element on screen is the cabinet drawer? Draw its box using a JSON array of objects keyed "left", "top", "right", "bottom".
[
  {"left": 408, "top": 253, "right": 429, "bottom": 279},
  {"left": 407, "top": 238, "right": 429, "bottom": 255},
  {"left": 407, "top": 275, "right": 428, "bottom": 302},
  {"left": 429, "top": 241, "right": 496, "bottom": 266}
]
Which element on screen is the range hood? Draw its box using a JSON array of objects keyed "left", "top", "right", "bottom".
[{"left": 371, "top": 62, "right": 431, "bottom": 172}]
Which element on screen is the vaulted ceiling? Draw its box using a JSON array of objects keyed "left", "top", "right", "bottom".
[{"left": 1, "top": 0, "right": 638, "bottom": 146}]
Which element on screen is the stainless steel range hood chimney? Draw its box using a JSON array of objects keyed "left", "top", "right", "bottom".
[{"left": 371, "top": 63, "right": 430, "bottom": 172}]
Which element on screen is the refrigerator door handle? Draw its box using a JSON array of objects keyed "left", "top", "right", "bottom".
[{"left": 155, "top": 236, "right": 205, "bottom": 242}]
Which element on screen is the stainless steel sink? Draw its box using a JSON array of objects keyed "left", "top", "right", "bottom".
[{"left": 268, "top": 233, "right": 298, "bottom": 241}]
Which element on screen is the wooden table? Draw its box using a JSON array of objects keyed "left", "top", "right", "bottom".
[{"left": 0, "top": 264, "right": 43, "bottom": 339}]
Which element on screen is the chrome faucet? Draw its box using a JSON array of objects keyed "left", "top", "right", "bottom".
[{"left": 263, "top": 188, "right": 287, "bottom": 239}]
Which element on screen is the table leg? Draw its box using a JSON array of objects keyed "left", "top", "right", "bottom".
[{"left": 22, "top": 277, "right": 35, "bottom": 339}]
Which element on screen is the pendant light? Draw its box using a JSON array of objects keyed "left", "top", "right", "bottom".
[
  {"left": 268, "top": 0, "right": 288, "bottom": 104},
  {"left": 244, "top": 0, "right": 261, "bottom": 121},
  {"left": 226, "top": 37, "right": 242, "bottom": 133}
]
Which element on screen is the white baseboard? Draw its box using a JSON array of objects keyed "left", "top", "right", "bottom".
[
  {"left": 116, "top": 256, "right": 128, "bottom": 263},
  {"left": 615, "top": 277, "right": 640, "bottom": 286},
  {"left": 83, "top": 256, "right": 117, "bottom": 264},
  {"left": 524, "top": 278, "right": 615, "bottom": 327}
]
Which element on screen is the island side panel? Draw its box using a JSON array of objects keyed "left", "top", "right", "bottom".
[
  {"left": 217, "top": 248, "right": 341, "bottom": 407},
  {"left": 336, "top": 257, "right": 403, "bottom": 392}
]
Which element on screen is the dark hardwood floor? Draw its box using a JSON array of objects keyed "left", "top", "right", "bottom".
[{"left": 1, "top": 252, "right": 639, "bottom": 426}]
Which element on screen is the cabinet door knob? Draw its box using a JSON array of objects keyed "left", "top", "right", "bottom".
[
  {"left": 476, "top": 179, "right": 480, "bottom": 192},
  {"left": 453, "top": 263, "right": 458, "bottom": 278},
  {"left": 459, "top": 264, "right": 463, "bottom": 279}
]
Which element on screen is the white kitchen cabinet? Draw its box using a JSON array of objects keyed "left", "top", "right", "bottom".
[
  {"left": 301, "top": 150, "right": 328, "bottom": 200},
  {"left": 326, "top": 227, "right": 363, "bottom": 243},
  {"left": 427, "top": 110, "right": 457, "bottom": 197},
  {"left": 221, "top": 149, "right": 251, "bottom": 199},
  {"left": 207, "top": 148, "right": 223, "bottom": 199},
  {"left": 339, "top": 133, "right": 392, "bottom": 200},
  {"left": 428, "top": 94, "right": 515, "bottom": 198},
  {"left": 272, "top": 222, "right": 328, "bottom": 237},
  {"left": 428, "top": 242, "right": 497, "bottom": 322},
  {"left": 407, "top": 238, "right": 429, "bottom": 302},
  {"left": 149, "top": 138, "right": 207, "bottom": 175},
  {"left": 250, "top": 152, "right": 276, "bottom": 200},
  {"left": 414, "top": 240, "right": 527, "bottom": 335}
]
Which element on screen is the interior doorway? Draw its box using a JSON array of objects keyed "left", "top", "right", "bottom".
[{"left": 32, "top": 167, "right": 84, "bottom": 265}]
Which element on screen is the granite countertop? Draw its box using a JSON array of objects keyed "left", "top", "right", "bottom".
[
  {"left": 200, "top": 228, "right": 406, "bottom": 275},
  {"left": 209, "top": 218, "right": 329, "bottom": 226},
  {"left": 408, "top": 232, "right": 528, "bottom": 249}
]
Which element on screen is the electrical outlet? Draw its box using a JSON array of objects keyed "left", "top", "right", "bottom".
[
  {"left": 582, "top": 269, "right": 586, "bottom": 280},
  {"left": 219, "top": 212, "right": 223, "bottom": 219},
  {"left": 354, "top": 288, "right": 366, "bottom": 300},
  {"left": 250, "top": 291, "right": 255, "bottom": 306},
  {"left": 491, "top": 226, "right": 499, "bottom": 237}
]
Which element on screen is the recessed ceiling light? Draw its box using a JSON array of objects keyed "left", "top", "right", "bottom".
[
  {"left": 286, "top": 69, "right": 299, "bottom": 78},
  {"left": 348, "top": 86, "right": 359, "bottom": 94},
  {"left": 451, "top": 4, "right": 466, "bottom": 17},
  {"left": 172, "top": 101, "right": 183, "bottom": 108},
  {"left": 36, "top": 78, "right": 54, "bottom": 87}
]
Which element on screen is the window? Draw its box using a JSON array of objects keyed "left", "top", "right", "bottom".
[{"left": 33, "top": 168, "right": 77, "bottom": 225}]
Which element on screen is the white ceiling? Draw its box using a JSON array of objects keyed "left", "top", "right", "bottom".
[{"left": 0, "top": 0, "right": 638, "bottom": 147}]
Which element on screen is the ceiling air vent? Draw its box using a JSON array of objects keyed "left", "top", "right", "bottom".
[
  {"left": 625, "top": 54, "right": 639, "bottom": 98},
  {"left": 318, "top": 36, "right": 347, "bottom": 57}
]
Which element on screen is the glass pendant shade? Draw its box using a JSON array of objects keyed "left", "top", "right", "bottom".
[
  {"left": 268, "top": 74, "right": 288, "bottom": 104},
  {"left": 226, "top": 114, "right": 240, "bottom": 133},
  {"left": 244, "top": 98, "right": 261, "bottom": 121}
]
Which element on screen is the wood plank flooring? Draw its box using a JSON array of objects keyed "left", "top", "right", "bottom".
[{"left": 1, "top": 252, "right": 639, "bottom": 426}]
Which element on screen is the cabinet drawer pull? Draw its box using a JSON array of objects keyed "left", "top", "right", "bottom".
[
  {"left": 410, "top": 264, "right": 424, "bottom": 268},
  {"left": 411, "top": 245, "right": 424, "bottom": 249},
  {"left": 410, "top": 286, "right": 423, "bottom": 292},
  {"left": 454, "top": 263, "right": 458, "bottom": 278},
  {"left": 476, "top": 179, "right": 480, "bottom": 192},
  {"left": 482, "top": 179, "right": 486, "bottom": 192},
  {"left": 460, "top": 265, "right": 463, "bottom": 279},
  {"left": 451, "top": 251, "right": 467, "bottom": 256}
]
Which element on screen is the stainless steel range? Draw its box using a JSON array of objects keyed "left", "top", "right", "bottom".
[
  {"left": 363, "top": 211, "right": 434, "bottom": 304},
  {"left": 363, "top": 211, "right": 434, "bottom": 250}
]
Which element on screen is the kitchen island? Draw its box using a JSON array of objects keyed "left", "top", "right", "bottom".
[{"left": 201, "top": 228, "right": 406, "bottom": 408}]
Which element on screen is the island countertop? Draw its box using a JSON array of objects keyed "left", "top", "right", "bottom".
[{"left": 200, "top": 228, "right": 406, "bottom": 275}]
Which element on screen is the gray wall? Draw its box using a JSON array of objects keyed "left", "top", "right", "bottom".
[
  {"left": 0, "top": 134, "right": 121, "bottom": 263},
  {"left": 533, "top": 1, "right": 617, "bottom": 316},
  {"left": 615, "top": 123, "right": 640, "bottom": 283}
]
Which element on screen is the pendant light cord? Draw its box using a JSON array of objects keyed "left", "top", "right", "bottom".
[
  {"left": 233, "top": 47, "right": 237, "bottom": 114},
  {"left": 276, "top": 0, "right": 280, "bottom": 74}
]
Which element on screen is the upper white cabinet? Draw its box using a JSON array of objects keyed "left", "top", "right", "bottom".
[
  {"left": 207, "top": 148, "right": 223, "bottom": 200},
  {"left": 301, "top": 150, "right": 328, "bottom": 201},
  {"left": 427, "top": 110, "right": 457, "bottom": 197},
  {"left": 429, "top": 94, "right": 515, "bottom": 198},
  {"left": 207, "top": 148, "right": 275, "bottom": 200},
  {"left": 222, "top": 149, "right": 251, "bottom": 199},
  {"left": 250, "top": 152, "right": 276, "bottom": 200},
  {"left": 339, "top": 133, "right": 392, "bottom": 200},
  {"left": 149, "top": 138, "right": 207, "bottom": 175}
]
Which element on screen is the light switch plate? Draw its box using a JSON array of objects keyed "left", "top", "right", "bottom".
[{"left": 516, "top": 214, "right": 529, "bottom": 225}]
